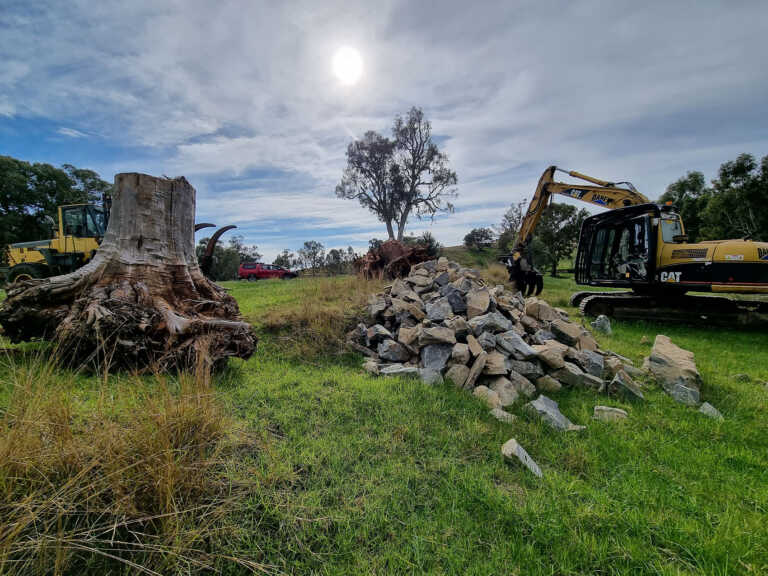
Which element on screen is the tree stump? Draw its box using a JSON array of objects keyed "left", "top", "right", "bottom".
[{"left": 0, "top": 173, "right": 256, "bottom": 371}]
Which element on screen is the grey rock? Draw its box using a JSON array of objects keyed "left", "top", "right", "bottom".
[
  {"left": 647, "top": 340, "right": 700, "bottom": 400},
  {"left": 593, "top": 405, "right": 628, "bottom": 422},
  {"left": 434, "top": 271, "right": 450, "bottom": 286},
  {"left": 368, "top": 294, "right": 389, "bottom": 317},
  {"left": 507, "top": 370, "right": 537, "bottom": 398},
  {"left": 451, "top": 277, "right": 473, "bottom": 294},
  {"left": 488, "top": 377, "right": 520, "bottom": 407},
  {"left": 451, "top": 342, "right": 471, "bottom": 365},
  {"left": 466, "top": 333, "right": 483, "bottom": 356},
  {"left": 419, "top": 368, "right": 444, "bottom": 385},
  {"left": 699, "top": 402, "right": 724, "bottom": 420},
  {"left": 590, "top": 314, "right": 612, "bottom": 335},
  {"left": 469, "top": 311, "right": 514, "bottom": 335},
  {"left": 477, "top": 331, "right": 498, "bottom": 351},
  {"left": 473, "top": 385, "right": 502, "bottom": 409},
  {"left": 366, "top": 324, "right": 393, "bottom": 345},
  {"left": 377, "top": 339, "right": 411, "bottom": 363},
  {"left": 506, "top": 359, "right": 544, "bottom": 381},
  {"left": 550, "top": 319, "right": 584, "bottom": 346},
  {"left": 501, "top": 438, "right": 543, "bottom": 478},
  {"left": 397, "top": 324, "right": 422, "bottom": 347},
  {"left": 466, "top": 288, "right": 491, "bottom": 318},
  {"left": 535, "top": 374, "right": 562, "bottom": 392},
  {"left": 446, "top": 289, "right": 468, "bottom": 314},
  {"left": 732, "top": 373, "right": 751, "bottom": 383},
  {"left": 495, "top": 330, "right": 537, "bottom": 360},
  {"left": 552, "top": 362, "right": 585, "bottom": 388},
  {"left": 444, "top": 315, "right": 469, "bottom": 339},
  {"left": 380, "top": 364, "right": 419, "bottom": 376},
  {"left": 420, "top": 344, "right": 453, "bottom": 373},
  {"left": 489, "top": 408, "right": 516, "bottom": 424},
  {"left": 623, "top": 364, "right": 646, "bottom": 379},
  {"left": 419, "top": 325, "right": 457, "bottom": 346},
  {"left": 464, "top": 351, "right": 487, "bottom": 390},
  {"left": 608, "top": 370, "right": 645, "bottom": 401},
  {"left": 426, "top": 297, "right": 453, "bottom": 322},
  {"left": 576, "top": 350, "right": 604, "bottom": 378},
  {"left": 445, "top": 364, "right": 470, "bottom": 388},
  {"left": 526, "top": 394, "right": 585, "bottom": 431},
  {"left": 483, "top": 351, "right": 508, "bottom": 375},
  {"left": 532, "top": 329, "right": 556, "bottom": 345}
]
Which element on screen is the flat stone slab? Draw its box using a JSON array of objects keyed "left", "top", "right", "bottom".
[
  {"left": 646, "top": 335, "right": 702, "bottom": 406},
  {"left": 501, "top": 438, "right": 542, "bottom": 478},
  {"left": 490, "top": 408, "right": 516, "bottom": 424},
  {"left": 609, "top": 370, "right": 645, "bottom": 401},
  {"left": 593, "top": 405, "right": 628, "bottom": 422},
  {"left": 379, "top": 364, "right": 418, "bottom": 376},
  {"left": 699, "top": 402, "right": 724, "bottom": 420},
  {"left": 526, "top": 394, "right": 585, "bottom": 431}
]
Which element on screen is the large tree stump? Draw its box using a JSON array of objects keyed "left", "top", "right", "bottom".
[{"left": 0, "top": 173, "right": 256, "bottom": 370}]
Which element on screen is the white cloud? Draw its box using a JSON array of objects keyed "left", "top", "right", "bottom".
[{"left": 56, "top": 127, "right": 88, "bottom": 138}]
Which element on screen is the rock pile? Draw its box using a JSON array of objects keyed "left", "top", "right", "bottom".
[{"left": 347, "top": 256, "right": 640, "bottom": 424}]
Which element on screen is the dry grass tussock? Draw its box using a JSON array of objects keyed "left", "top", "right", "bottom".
[
  {"left": 261, "top": 275, "right": 385, "bottom": 356},
  {"left": 481, "top": 263, "right": 510, "bottom": 286},
  {"left": 0, "top": 352, "right": 267, "bottom": 575}
]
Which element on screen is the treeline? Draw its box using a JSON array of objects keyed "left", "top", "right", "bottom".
[
  {"left": 273, "top": 242, "right": 359, "bottom": 276},
  {"left": 658, "top": 153, "right": 767, "bottom": 242},
  {"left": 0, "top": 155, "right": 111, "bottom": 249}
]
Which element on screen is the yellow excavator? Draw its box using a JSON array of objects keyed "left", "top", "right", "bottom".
[{"left": 502, "top": 166, "right": 768, "bottom": 325}]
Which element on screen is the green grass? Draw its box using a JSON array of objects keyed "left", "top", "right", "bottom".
[{"left": 1, "top": 274, "right": 767, "bottom": 574}]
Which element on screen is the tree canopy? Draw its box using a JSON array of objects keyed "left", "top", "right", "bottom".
[
  {"left": 659, "top": 153, "right": 768, "bottom": 242},
  {"left": 336, "top": 107, "right": 457, "bottom": 241},
  {"left": 530, "top": 203, "right": 589, "bottom": 277},
  {"left": 0, "top": 155, "right": 111, "bottom": 249}
]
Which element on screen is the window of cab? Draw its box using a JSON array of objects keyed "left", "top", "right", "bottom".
[{"left": 661, "top": 216, "right": 683, "bottom": 243}]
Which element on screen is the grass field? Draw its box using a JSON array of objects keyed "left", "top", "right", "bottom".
[{"left": 1, "top": 263, "right": 767, "bottom": 574}]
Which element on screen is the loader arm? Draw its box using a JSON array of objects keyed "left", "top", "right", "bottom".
[{"left": 504, "top": 165, "right": 649, "bottom": 296}]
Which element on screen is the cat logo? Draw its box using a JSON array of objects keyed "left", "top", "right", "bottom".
[{"left": 660, "top": 271, "right": 682, "bottom": 283}]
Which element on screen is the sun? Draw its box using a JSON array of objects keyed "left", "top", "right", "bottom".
[{"left": 332, "top": 46, "right": 363, "bottom": 86}]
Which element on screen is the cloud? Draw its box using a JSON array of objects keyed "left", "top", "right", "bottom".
[
  {"left": 56, "top": 127, "right": 88, "bottom": 138},
  {"left": 2, "top": 0, "right": 768, "bottom": 261}
]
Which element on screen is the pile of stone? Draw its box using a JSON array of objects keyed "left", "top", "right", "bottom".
[{"left": 347, "top": 257, "right": 642, "bottom": 422}]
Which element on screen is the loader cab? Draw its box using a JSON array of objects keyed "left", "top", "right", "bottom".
[
  {"left": 59, "top": 204, "right": 106, "bottom": 239},
  {"left": 575, "top": 203, "right": 659, "bottom": 288}
]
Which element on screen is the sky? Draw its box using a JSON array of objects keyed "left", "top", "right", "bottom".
[{"left": 1, "top": 0, "right": 767, "bottom": 262}]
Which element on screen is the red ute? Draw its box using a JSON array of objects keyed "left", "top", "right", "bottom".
[{"left": 238, "top": 262, "right": 297, "bottom": 281}]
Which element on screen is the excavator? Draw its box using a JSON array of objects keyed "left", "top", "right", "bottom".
[
  {"left": 502, "top": 166, "right": 768, "bottom": 325},
  {"left": 3, "top": 194, "right": 236, "bottom": 284}
]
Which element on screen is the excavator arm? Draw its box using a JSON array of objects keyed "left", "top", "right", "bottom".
[{"left": 503, "top": 166, "right": 649, "bottom": 295}]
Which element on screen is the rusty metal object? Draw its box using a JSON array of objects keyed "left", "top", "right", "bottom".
[{"left": 355, "top": 240, "right": 430, "bottom": 279}]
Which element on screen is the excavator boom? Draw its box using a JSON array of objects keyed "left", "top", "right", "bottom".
[
  {"left": 517, "top": 166, "right": 648, "bottom": 250},
  {"left": 503, "top": 165, "right": 648, "bottom": 296}
]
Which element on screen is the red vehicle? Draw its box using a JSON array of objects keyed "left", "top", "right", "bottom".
[{"left": 238, "top": 262, "right": 297, "bottom": 281}]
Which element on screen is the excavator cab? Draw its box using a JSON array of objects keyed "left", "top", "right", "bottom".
[{"left": 575, "top": 204, "right": 658, "bottom": 288}]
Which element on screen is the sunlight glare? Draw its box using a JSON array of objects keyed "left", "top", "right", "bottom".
[{"left": 333, "top": 46, "right": 363, "bottom": 86}]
